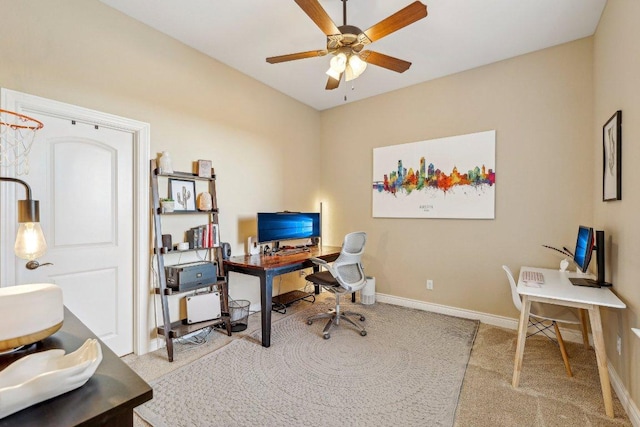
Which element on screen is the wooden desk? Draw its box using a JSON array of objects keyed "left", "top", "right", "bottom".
[
  {"left": 224, "top": 246, "right": 341, "bottom": 347},
  {"left": 513, "top": 267, "right": 626, "bottom": 418},
  {"left": 0, "top": 308, "right": 152, "bottom": 426}
]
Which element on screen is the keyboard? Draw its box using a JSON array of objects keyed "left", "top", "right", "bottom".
[
  {"left": 279, "top": 247, "right": 309, "bottom": 256},
  {"left": 522, "top": 271, "right": 544, "bottom": 284}
]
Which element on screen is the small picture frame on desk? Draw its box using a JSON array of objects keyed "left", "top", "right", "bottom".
[
  {"left": 169, "top": 178, "right": 196, "bottom": 211},
  {"left": 603, "top": 110, "right": 622, "bottom": 201},
  {"left": 197, "top": 159, "right": 212, "bottom": 178}
]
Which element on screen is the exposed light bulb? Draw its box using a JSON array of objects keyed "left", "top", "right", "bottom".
[{"left": 14, "top": 222, "right": 47, "bottom": 260}]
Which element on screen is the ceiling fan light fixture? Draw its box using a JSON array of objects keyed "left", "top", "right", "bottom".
[
  {"left": 267, "top": 0, "right": 428, "bottom": 91},
  {"left": 326, "top": 66, "right": 341, "bottom": 80},
  {"left": 345, "top": 54, "right": 367, "bottom": 81},
  {"left": 326, "top": 52, "right": 348, "bottom": 80},
  {"left": 330, "top": 52, "right": 347, "bottom": 72}
]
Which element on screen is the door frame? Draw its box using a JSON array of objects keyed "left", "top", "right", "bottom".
[{"left": 1, "top": 89, "right": 151, "bottom": 356}]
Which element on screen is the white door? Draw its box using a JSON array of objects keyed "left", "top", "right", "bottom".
[{"left": 12, "top": 113, "right": 135, "bottom": 356}]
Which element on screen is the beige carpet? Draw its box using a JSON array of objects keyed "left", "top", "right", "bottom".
[
  {"left": 134, "top": 302, "right": 478, "bottom": 427},
  {"left": 455, "top": 324, "right": 632, "bottom": 426},
  {"left": 125, "top": 296, "right": 632, "bottom": 426}
]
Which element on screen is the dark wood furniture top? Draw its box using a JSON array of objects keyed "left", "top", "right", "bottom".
[
  {"left": 224, "top": 246, "right": 341, "bottom": 348},
  {"left": 0, "top": 308, "right": 152, "bottom": 427},
  {"left": 224, "top": 245, "right": 342, "bottom": 272}
]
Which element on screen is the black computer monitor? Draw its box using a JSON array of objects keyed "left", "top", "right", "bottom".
[
  {"left": 257, "top": 212, "right": 321, "bottom": 246},
  {"left": 573, "top": 225, "right": 594, "bottom": 273},
  {"left": 570, "top": 226, "right": 611, "bottom": 287}
]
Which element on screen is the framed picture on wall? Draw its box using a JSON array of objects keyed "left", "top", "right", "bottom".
[
  {"left": 603, "top": 110, "right": 622, "bottom": 201},
  {"left": 169, "top": 178, "right": 196, "bottom": 211}
]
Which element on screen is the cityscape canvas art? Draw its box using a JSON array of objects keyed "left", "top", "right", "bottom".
[{"left": 372, "top": 130, "right": 496, "bottom": 219}]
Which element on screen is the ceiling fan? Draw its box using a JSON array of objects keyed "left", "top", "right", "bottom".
[{"left": 266, "top": 0, "right": 428, "bottom": 90}]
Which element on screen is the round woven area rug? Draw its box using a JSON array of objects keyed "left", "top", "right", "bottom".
[{"left": 136, "top": 302, "right": 478, "bottom": 427}]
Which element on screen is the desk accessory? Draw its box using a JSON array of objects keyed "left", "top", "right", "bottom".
[{"left": 248, "top": 236, "right": 261, "bottom": 255}]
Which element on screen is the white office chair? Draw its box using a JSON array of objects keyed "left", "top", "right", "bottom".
[
  {"left": 503, "top": 265, "right": 585, "bottom": 377},
  {"left": 306, "top": 232, "right": 368, "bottom": 339}
]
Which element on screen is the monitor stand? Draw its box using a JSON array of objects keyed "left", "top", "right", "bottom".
[{"left": 569, "top": 278, "right": 612, "bottom": 288}]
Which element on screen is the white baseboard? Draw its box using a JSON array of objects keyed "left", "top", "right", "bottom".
[
  {"left": 375, "top": 293, "right": 590, "bottom": 343},
  {"left": 375, "top": 292, "right": 637, "bottom": 425},
  {"left": 609, "top": 362, "right": 640, "bottom": 426}
]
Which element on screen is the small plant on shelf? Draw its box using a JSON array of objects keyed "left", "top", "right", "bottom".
[{"left": 160, "top": 198, "right": 175, "bottom": 213}]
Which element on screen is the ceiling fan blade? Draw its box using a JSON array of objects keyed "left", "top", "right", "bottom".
[
  {"left": 295, "top": 0, "right": 341, "bottom": 36},
  {"left": 360, "top": 51, "right": 412, "bottom": 73},
  {"left": 266, "top": 50, "right": 328, "bottom": 64},
  {"left": 362, "top": 1, "right": 427, "bottom": 44},
  {"left": 325, "top": 74, "right": 342, "bottom": 90}
]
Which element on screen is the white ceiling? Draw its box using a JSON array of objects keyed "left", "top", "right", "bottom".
[{"left": 98, "top": 0, "right": 606, "bottom": 111}]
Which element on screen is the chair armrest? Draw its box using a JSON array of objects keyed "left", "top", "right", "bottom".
[
  {"left": 309, "top": 257, "right": 329, "bottom": 267},
  {"left": 309, "top": 257, "right": 337, "bottom": 276}
]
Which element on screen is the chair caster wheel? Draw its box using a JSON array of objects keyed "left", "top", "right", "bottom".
[
  {"left": 307, "top": 320, "right": 313, "bottom": 325},
  {"left": 323, "top": 333, "right": 330, "bottom": 340},
  {"left": 359, "top": 316, "right": 365, "bottom": 321},
  {"left": 360, "top": 330, "right": 367, "bottom": 336}
]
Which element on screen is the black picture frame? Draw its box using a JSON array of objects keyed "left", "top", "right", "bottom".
[
  {"left": 169, "top": 178, "right": 196, "bottom": 211},
  {"left": 603, "top": 110, "right": 622, "bottom": 201}
]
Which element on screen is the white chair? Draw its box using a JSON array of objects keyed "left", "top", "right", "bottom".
[
  {"left": 503, "top": 265, "right": 586, "bottom": 377},
  {"left": 306, "top": 232, "right": 368, "bottom": 339}
]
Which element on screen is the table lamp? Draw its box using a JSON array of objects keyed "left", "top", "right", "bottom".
[
  {"left": 0, "top": 177, "right": 61, "bottom": 353},
  {"left": 0, "top": 176, "right": 48, "bottom": 269}
]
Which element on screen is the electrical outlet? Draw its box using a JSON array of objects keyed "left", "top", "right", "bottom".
[
  {"left": 617, "top": 335, "right": 622, "bottom": 355},
  {"left": 426, "top": 279, "right": 434, "bottom": 290}
]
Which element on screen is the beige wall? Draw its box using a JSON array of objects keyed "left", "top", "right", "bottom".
[
  {"left": 593, "top": 0, "right": 640, "bottom": 410},
  {"left": 320, "top": 38, "right": 594, "bottom": 318},
  {"left": 0, "top": 0, "right": 322, "bottom": 304}
]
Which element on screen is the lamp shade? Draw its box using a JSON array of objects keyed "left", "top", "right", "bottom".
[
  {"left": 330, "top": 52, "right": 347, "bottom": 72},
  {"left": 326, "top": 66, "right": 341, "bottom": 80},
  {"left": 345, "top": 54, "right": 367, "bottom": 82}
]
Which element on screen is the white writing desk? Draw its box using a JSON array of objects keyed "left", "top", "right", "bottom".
[{"left": 512, "top": 267, "right": 626, "bottom": 418}]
